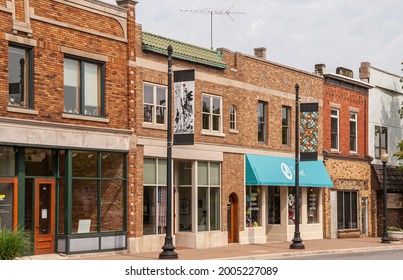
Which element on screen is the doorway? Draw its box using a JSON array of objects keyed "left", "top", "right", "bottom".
[
  {"left": 34, "top": 178, "right": 55, "bottom": 255},
  {"left": 361, "top": 197, "right": 368, "bottom": 236},
  {"left": 227, "top": 193, "right": 239, "bottom": 243}
]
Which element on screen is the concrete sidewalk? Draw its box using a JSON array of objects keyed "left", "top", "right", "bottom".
[{"left": 29, "top": 238, "right": 403, "bottom": 260}]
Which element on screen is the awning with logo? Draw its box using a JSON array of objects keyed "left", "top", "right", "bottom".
[{"left": 245, "top": 154, "right": 333, "bottom": 187}]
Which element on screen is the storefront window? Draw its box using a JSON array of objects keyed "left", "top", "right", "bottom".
[
  {"left": 143, "top": 158, "right": 167, "bottom": 235},
  {"left": 72, "top": 151, "right": 97, "bottom": 177},
  {"left": 197, "top": 162, "right": 221, "bottom": 231},
  {"left": 288, "top": 186, "right": 301, "bottom": 225},
  {"left": 0, "top": 146, "right": 15, "bottom": 177},
  {"left": 179, "top": 187, "right": 192, "bottom": 232},
  {"left": 101, "top": 180, "right": 124, "bottom": 231},
  {"left": 0, "top": 182, "right": 13, "bottom": 229},
  {"left": 25, "top": 148, "right": 53, "bottom": 176},
  {"left": 337, "top": 191, "right": 358, "bottom": 230},
  {"left": 268, "top": 187, "right": 281, "bottom": 224},
  {"left": 307, "top": 188, "right": 319, "bottom": 224},
  {"left": 72, "top": 180, "right": 98, "bottom": 233},
  {"left": 246, "top": 186, "right": 261, "bottom": 227}
]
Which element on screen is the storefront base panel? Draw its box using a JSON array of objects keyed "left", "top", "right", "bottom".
[
  {"left": 239, "top": 227, "right": 266, "bottom": 244},
  {"left": 337, "top": 230, "right": 361, "bottom": 238},
  {"left": 266, "top": 225, "right": 324, "bottom": 242},
  {"left": 176, "top": 231, "right": 227, "bottom": 249},
  {"left": 56, "top": 234, "right": 126, "bottom": 254},
  {"left": 127, "top": 235, "right": 168, "bottom": 254}
]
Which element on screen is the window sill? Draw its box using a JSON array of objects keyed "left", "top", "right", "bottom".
[
  {"left": 330, "top": 149, "right": 340, "bottom": 154},
  {"left": 229, "top": 129, "right": 239, "bottom": 134},
  {"left": 62, "top": 113, "right": 109, "bottom": 123},
  {"left": 202, "top": 130, "right": 225, "bottom": 138},
  {"left": 142, "top": 122, "right": 167, "bottom": 130},
  {"left": 349, "top": 152, "right": 359, "bottom": 156},
  {"left": 7, "top": 106, "right": 38, "bottom": 115}
]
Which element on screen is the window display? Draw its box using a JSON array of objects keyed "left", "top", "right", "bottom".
[
  {"left": 288, "top": 187, "right": 301, "bottom": 225},
  {"left": 246, "top": 186, "right": 261, "bottom": 227},
  {"left": 307, "top": 187, "right": 319, "bottom": 224}
]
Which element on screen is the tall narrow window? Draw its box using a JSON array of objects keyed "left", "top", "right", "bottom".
[
  {"left": 230, "top": 105, "right": 237, "bottom": 130},
  {"left": 337, "top": 191, "right": 358, "bottom": 230},
  {"left": 258, "top": 101, "right": 267, "bottom": 142},
  {"left": 375, "top": 126, "right": 388, "bottom": 159},
  {"left": 8, "top": 45, "right": 33, "bottom": 108},
  {"left": 143, "top": 158, "right": 167, "bottom": 235},
  {"left": 331, "top": 109, "right": 339, "bottom": 150},
  {"left": 64, "top": 57, "right": 104, "bottom": 117},
  {"left": 143, "top": 83, "right": 167, "bottom": 125},
  {"left": 282, "top": 106, "right": 290, "bottom": 145},
  {"left": 349, "top": 112, "right": 357, "bottom": 153},
  {"left": 202, "top": 94, "right": 222, "bottom": 133}
]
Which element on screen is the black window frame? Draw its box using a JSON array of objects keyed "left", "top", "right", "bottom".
[
  {"left": 8, "top": 43, "right": 34, "bottom": 109},
  {"left": 281, "top": 106, "right": 291, "bottom": 145},
  {"left": 331, "top": 109, "right": 339, "bottom": 150},
  {"left": 63, "top": 55, "right": 106, "bottom": 117}
]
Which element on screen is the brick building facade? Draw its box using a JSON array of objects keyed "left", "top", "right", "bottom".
[
  {"left": 319, "top": 65, "right": 374, "bottom": 238},
  {"left": 128, "top": 17, "right": 333, "bottom": 253},
  {"left": 0, "top": 0, "right": 136, "bottom": 255}
]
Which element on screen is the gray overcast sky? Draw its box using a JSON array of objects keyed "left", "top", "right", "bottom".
[{"left": 101, "top": 0, "right": 403, "bottom": 77}]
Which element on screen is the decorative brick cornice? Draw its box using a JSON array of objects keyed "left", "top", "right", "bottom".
[{"left": 116, "top": 0, "right": 139, "bottom": 8}]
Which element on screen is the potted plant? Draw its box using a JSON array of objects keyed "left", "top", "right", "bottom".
[
  {"left": 0, "top": 229, "right": 32, "bottom": 260},
  {"left": 387, "top": 226, "right": 403, "bottom": 241}
]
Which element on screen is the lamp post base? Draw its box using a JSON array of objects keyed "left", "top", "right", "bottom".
[
  {"left": 159, "top": 237, "right": 178, "bottom": 259},
  {"left": 381, "top": 235, "right": 390, "bottom": 244},
  {"left": 290, "top": 232, "right": 305, "bottom": 249}
]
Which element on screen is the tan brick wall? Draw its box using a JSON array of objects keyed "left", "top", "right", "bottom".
[{"left": 323, "top": 158, "right": 373, "bottom": 238}]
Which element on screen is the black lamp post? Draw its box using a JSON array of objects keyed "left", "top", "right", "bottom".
[
  {"left": 380, "top": 149, "right": 390, "bottom": 244},
  {"left": 159, "top": 45, "right": 178, "bottom": 259},
  {"left": 290, "top": 83, "right": 305, "bottom": 249}
]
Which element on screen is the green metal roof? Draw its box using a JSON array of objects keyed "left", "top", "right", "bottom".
[{"left": 142, "top": 32, "right": 227, "bottom": 69}]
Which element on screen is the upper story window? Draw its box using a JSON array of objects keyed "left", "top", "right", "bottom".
[
  {"left": 230, "top": 105, "right": 237, "bottom": 131},
  {"left": 202, "top": 94, "right": 222, "bottom": 133},
  {"left": 375, "top": 125, "right": 388, "bottom": 159},
  {"left": 258, "top": 101, "right": 267, "bottom": 143},
  {"left": 331, "top": 109, "right": 339, "bottom": 150},
  {"left": 143, "top": 83, "right": 167, "bottom": 125},
  {"left": 8, "top": 45, "right": 33, "bottom": 109},
  {"left": 64, "top": 57, "right": 105, "bottom": 117},
  {"left": 349, "top": 112, "right": 357, "bottom": 153},
  {"left": 282, "top": 106, "right": 290, "bottom": 145}
]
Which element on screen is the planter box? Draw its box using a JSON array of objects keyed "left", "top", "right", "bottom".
[{"left": 387, "top": 231, "right": 403, "bottom": 241}]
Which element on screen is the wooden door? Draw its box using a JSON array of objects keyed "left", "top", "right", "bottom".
[
  {"left": 227, "top": 193, "right": 239, "bottom": 243},
  {"left": 34, "top": 179, "right": 55, "bottom": 255}
]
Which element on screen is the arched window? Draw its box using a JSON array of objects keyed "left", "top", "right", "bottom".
[{"left": 230, "top": 105, "right": 236, "bottom": 130}]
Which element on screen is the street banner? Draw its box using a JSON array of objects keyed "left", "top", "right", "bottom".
[
  {"left": 300, "top": 103, "right": 319, "bottom": 161},
  {"left": 174, "top": 70, "right": 195, "bottom": 145}
]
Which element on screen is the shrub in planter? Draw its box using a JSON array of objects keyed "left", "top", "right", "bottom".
[
  {"left": 387, "top": 226, "right": 403, "bottom": 241},
  {"left": 0, "top": 229, "right": 32, "bottom": 260}
]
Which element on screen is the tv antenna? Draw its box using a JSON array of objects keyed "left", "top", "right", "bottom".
[{"left": 180, "top": 5, "right": 245, "bottom": 50}]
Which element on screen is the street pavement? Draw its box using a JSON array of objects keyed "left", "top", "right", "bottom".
[{"left": 28, "top": 237, "right": 403, "bottom": 260}]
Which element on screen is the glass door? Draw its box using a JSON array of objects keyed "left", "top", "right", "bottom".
[
  {"left": 34, "top": 179, "right": 55, "bottom": 255},
  {"left": 0, "top": 178, "right": 18, "bottom": 230}
]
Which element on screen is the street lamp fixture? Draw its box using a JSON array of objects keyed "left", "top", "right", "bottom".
[{"left": 380, "top": 149, "right": 390, "bottom": 244}]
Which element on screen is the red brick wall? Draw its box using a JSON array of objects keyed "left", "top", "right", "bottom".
[{"left": 323, "top": 83, "right": 368, "bottom": 157}]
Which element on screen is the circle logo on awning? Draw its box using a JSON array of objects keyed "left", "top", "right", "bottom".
[{"left": 281, "top": 163, "right": 293, "bottom": 180}]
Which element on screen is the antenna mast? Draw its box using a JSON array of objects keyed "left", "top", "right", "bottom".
[{"left": 180, "top": 5, "right": 245, "bottom": 50}]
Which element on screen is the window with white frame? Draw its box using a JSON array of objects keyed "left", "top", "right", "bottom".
[
  {"left": 143, "top": 158, "right": 167, "bottom": 235},
  {"left": 331, "top": 109, "right": 339, "bottom": 150},
  {"left": 197, "top": 162, "right": 221, "bottom": 231},
  {"left": 349, "top": 112, "right": 357, "bottom": 153},
  {"left": 64, "top": 56, "right": 104, "bottom": 116},
  {"left": 143, "top": 83, "right": 167, "bottom": 125},
  {"left": 230, "top": 105, "right": 237, "bottom": 131},
  {"left": 374, "top": 125, "right": 388, "bottom": 159},
  {"left": 202, "top": 94, "right": 222, "bottom": 132}
]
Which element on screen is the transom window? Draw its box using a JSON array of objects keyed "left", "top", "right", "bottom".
[
  {"left": 375, "top": 126, "right": 388, "bottom": 159},
  {"left": 331, "top": 109, "right": 339, "bottom": 150},
  {"left": 143, "top": 83, "right": 167, "bottom": 125},
  {"left": 64, "top": 57, "right": 105, "bottom": 117},
  {"left": 8, "top": 45, "right": 33, "bottom": 108},
  {"left": 350, "top": 112, "right": 357, "bottom": 153},
  {"left": 202, "top": 94, "right": 222, "bottom": 132}
]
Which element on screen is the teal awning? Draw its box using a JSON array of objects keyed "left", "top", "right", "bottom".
[{"left": 245, "top": 154, "right": 333, "bottom": 187}]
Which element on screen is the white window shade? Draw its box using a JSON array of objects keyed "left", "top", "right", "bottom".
[{"left": 84, "top": 62, "right": 99, "bottom": 114}]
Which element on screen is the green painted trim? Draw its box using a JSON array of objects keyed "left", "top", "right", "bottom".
[
  {"left": 17, "top": 149, "right": 25, "bottom": 230},
  {"left": 142, "top": 45, "right": 227, "bottom": 69},
  {"left": 97, "top": 153, "right": 101, "bottom": 233},
  {"left": 65, "top": 150, "right": 72, "bottom": 236},
  {"left": 0, "top": 143, "right": 129, "bottom": 154},
  {"left": 71, "top": 177, "right": 126, "bottom": 181}
]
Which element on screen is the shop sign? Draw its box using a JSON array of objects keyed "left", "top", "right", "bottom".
[
  {"left": 387, "top": 193, "right": 403, "bottom": 209},
  {"left": 0, "top": 194, "right": 5, "bottom": 201}
]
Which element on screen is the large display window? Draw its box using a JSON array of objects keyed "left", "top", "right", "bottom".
[{"left": 246, "top": 186, "right": 261, "bottom": 227}]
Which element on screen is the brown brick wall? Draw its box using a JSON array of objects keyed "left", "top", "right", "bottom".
[
  {"left": 376, "top": 191, "right": 403, "bottom": 236},
  {"left": 0, "top": 0, "right": 130, "bottom": 129}
]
